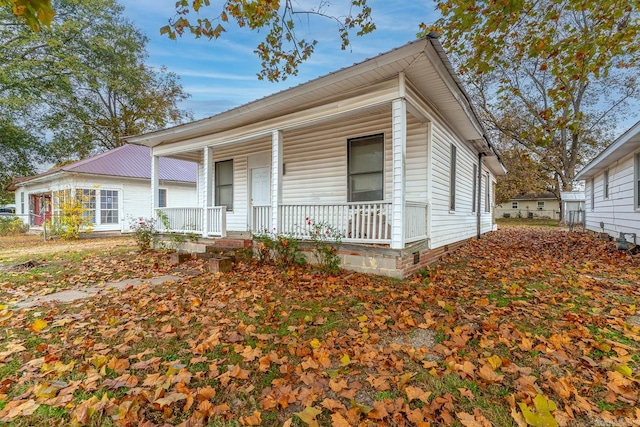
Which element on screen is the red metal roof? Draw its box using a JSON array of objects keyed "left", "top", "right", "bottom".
[{"left": 14, "top": 145, "right": 197, "bottom": 186}]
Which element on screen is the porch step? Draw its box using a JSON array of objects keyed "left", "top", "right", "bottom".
[{"left": 204, "top": 238, "right": 252, "bottom": 249}]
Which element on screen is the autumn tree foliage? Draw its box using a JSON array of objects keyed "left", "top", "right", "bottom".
[
  {"left": 0, "top": 0, "right": 191, "bottom": 166},
  {"left": 494, "top": 145, "right": 550, "bottom": 205},
  {"left": 428, "top": 0, "right": 640, "bottom": 191}
]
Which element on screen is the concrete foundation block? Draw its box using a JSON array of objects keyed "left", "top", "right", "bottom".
[{"left": 208, "top": 256, "right": 233, "bottom": 273}]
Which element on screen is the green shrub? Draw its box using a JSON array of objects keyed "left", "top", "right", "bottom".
[
  {"left": 0, "top": 216, "right": 28, "bottom": 235},
  {"left": 305, "top": 218, "right": 342, "bottom": 274},
  {"left": 129, "top": 217, "right": 156, "bottom": 251}
]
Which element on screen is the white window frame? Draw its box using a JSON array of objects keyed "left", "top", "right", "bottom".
[
  {"left": 472, "top": 164, "right": 477, "bottom": 213},
  {"left": 158, "top": 189, "right": 167, "bottom": 208},
  {"left": 81, "top": 189, "right": 96, "bottom": 224},
  {"left": 449, "top": 144, "right": 457, "bottom": 211},
  {"left": 347, "top": 134, "right": 384, "bottom": 202},
  {"left": 484, "top": 172, "right": 490, "bottom": 212},
  {"left": 215, "top": 159, "right": 234, "bottom": 211},
  {"left": 590, "top": 178, "right": 595, "bottom": 211},
  {"left": 635, "top": 153, "right": 640, "bottom": 210},
  {"left": 100, "top": 189, "right": 119, "bottom": 224},
  {"left": 603, "top": 169, "right": 609, "bottom": 199},
  {"left": 511, "top": 201, "right": 518, "bottom": 209},
  {"left": 537, "top": 201, "right": 544, "bottom": 210},
  {"left": 20, "top": 192, "right": 25, "bottom": 215}
]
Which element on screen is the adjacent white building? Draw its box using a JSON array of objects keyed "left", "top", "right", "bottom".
[
  {"left": 575, "top": 121, "right": 640, "bottom": 242},
  {"left": 9, "top": 145, "right": 198, "bottom": 233},
  {"left": 127, "top": 37, "right": 506, "bottom": 277}
]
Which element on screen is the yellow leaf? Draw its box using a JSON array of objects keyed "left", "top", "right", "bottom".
[
  {"left": 487, "top": 354, "right": 502, "bottom": 370},
  {"left": 340, "top": 354, "right": 351, "bottom": 366},
  {"left": 31, "top": 318, "right": 47, "bottom": 333},
  {"left": 294, "top": 406, "right": 322, "bottom": 427},
  {"left": 614, "top": 365, "right": 632, "bottom": 378},
  {"left": 356, "top": 315, "right": 368, "bottom": 322},
  {"left": 310, "top": 338, "right": 321, "bottom": 349}
]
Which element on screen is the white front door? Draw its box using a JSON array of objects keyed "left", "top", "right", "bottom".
[{"left": 250, "top": 166, "right": 271, "bottom": 232}]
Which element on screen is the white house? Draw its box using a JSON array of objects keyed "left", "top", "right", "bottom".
[
  {"left": 575, "top": 121, "right": 640, "bottom": 243},
  {"left": 10, "top": 144, "right": 198, "bottom": 233},
  {"left": 495, "top": 192, "right": 560, "bottom": 219},
  {"left": 127, "top": 37, "right": 506, "bottom": 277}
]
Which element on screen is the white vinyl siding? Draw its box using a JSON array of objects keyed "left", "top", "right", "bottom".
[
  {"left": 585, "top": 151, "right": 640, "bottom": 238},
  {"left": 15, "top": 175, "right": 196, "bottom": 232}
]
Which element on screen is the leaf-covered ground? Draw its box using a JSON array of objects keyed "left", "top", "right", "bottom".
[{"left": 0, "top": 228, "right": 638, "bottom": 426}]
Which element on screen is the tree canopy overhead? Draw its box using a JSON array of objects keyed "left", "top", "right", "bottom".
[
  {"left": 0, "top": 0, "right": 191, "bottom": 197},
  {"left": 427, "top": 0, "right": 640, "bottom": 191},
  {"left": 161, "top": 0, "right": 376, "bottom": 82}
]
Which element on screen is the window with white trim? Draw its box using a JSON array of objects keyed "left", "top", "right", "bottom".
[
  {"left": 635, "top": 153, "right": 640, "bottom": 209},
  {"left": 348, "top": 134, "right": 384, "bottom": 202},
  {"left": 20, "top": 192, "right": 25, "bottom": 215},
  {"left": 484, "top": 172, "right": 490, "bottom": 212},
  {"left": 511, "top": 202, "right": 518, "bottom": 209},
  {"left": 537, "top": 201, "right": 544, "bottom": 210},
  {"left": 449, "top": 144, "right": 457, "bottom": 211},
  {"left": 81, "top": 189, "right": 96, "bottom": 224},
  {"left": 100, "top": 190, "right": 118, "bottom": 224},
  {"left": 603, "top": 170, "right": 609, "bottom": 199},
  {"left": 215, "top": 159, "right": 234, "bottom": 211},
  {"left": 472, "top": 164, "right": 477, "bottom": 213},
  {"left": 158, "top": 189, "right": 167, "bottom": 208},
  {"left": 590, "top": 178, "right": 595, "bottom": 210}
]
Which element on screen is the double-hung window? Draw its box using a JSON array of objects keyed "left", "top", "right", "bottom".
[
  {"left": 512, "top": 202, "right": 518, "bottom": 209},
  {"left": 158, "top": 189, "right": 167, "bottom": 208},
  {"left": 484, "top": 172, "right": 490, "bottom": 212},
  {"left": 81, "top": 189, "right": 96, "bottom": 224},
  {"left": 603, "top": 170, "right": 610, "bottom": 199},
  {"left": 635, "top": 153, "right": 640, "bottom": 209},
  {"left": 100, "top": 190, "right": 118, "bottom": 224},
  {"left": 215, "top": 160, "right": 234, "bottom": 211},
  {"left": 449, "top": 145, "right": 457, "bottom": 211},
  {"left": 472, "top": 164, "right": 477, "bottom": 213},
  {"left": 348, "top": 134, "right": 384, "bottom": 202}
]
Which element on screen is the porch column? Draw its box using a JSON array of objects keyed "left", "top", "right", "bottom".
[
  {"left": 391, "top": 98, "right": 407, "bottom": 249},
  {"left": 271, "top": 130, "right": 283, "bottom": 233},
  {"left": 202, "top": 147, "right": 213, "bottom": 236},
  {"left": 151, "top": 153, "right": 159, "bottom": 219}
]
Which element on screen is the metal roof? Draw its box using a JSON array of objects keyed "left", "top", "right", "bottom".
[
  {"left": 11, "top": 145, "right": 197, "bottom": 188},
  {"left": 575, "top": 120, "right": 640, "bottom": 180},
  {"left": 126, "top": 37, "right": 505, "bottom": 175}
]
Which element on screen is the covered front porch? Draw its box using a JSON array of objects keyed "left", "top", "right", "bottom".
[{"left": 147, "top": 78, "right": 433, "bottom": 250}]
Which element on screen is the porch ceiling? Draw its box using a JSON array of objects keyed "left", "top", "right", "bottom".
[{"left": 126, "top": 38, "right": 486, "bottom": 151}]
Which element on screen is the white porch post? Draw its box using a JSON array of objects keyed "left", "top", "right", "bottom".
[
  {"left": 202, "top": 147, "right": 213, "bottom": 236},
  {"left": 271, "top": 130, "right": 283, "bottom": 234},
  {"left": 151, "top": 153, "right": 159, "bottom": 219},
  {"left": 391, "top": 97, "right": 407, "bottom": 249}
]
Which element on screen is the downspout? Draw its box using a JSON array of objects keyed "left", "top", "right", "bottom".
[{"left": 477, "top": 152, "right": 485, "bottom": 239}]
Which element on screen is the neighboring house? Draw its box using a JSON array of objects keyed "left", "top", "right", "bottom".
[
  {"left": 495, "top": 192, "right": 560, "bottom": 219},
  {"left": 126, "top": 37, "right": 506, "bottom": 277},
  {"left": 9, "top": 145, "right": 197, "bottom": 233},
  {"left": 574, "top": 121, "right": 640, "bottom": 241}
]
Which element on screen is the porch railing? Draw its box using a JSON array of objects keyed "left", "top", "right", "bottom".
[
  {"left": 405, "top": 201, "right": 429, "bottom": 243},
  {"left": 279, "top": 202, "right": 393, "bottom": 244},
  {"left": 207, "top": 206, "right": 227, "bottom": 237},
  {"left": 155, "top": 208, "right": 202, "bottom": 234},
  {"left": 252, "top": 205, "right": 272, "bottom": 234}
]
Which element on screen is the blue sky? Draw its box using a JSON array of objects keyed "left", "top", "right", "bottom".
[{"left": 121, "top": 1, "right": 438, "bottom": 120}]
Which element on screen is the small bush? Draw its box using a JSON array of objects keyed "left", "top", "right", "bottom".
[
  {"left": 129, "top": 217, "right": 156, "bottom": 251},
  {"left": 305, "top": 218, "right": 342, "bottom": 274},
  {"left": 252, "top": 231, "right": 306, "bottom": 268},
  {"left": 0, "top": 216, "right": 28, "bottom": 235}
]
